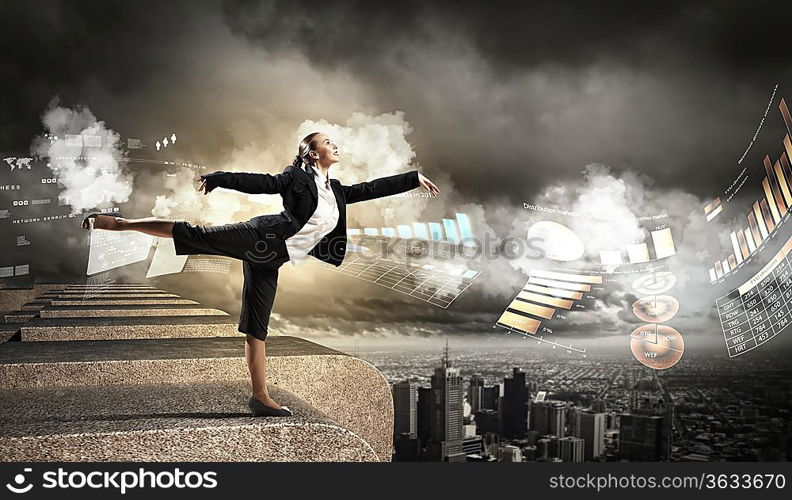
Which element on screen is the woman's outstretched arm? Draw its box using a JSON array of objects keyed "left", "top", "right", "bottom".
[
  {"left": 341, "top": 171, "right": 439, "bottom": 204},
  {"left": 198, "top": 166, "right": 294, "bottom": 195}
]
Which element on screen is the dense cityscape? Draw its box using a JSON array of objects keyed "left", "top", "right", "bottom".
[{"left": 357, "top": 344, "right": 792, "bottom": 462}]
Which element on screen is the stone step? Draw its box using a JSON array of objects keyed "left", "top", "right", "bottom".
[
  {"left": 65, "top": 284, "right": 156, "bottom": 288},
  {"left": 0, "top": 382, "right": 378, "bottom": 461},
  {"left": 21, "top": 300, "right": 51, "bottom": 311},
  {"left": 56, "top": 290, "right": 169, "bottom": 295},
  {"left": 0, "top": 324, "right": 20, "bottom": 343},
  {"left": 53, "top": 293, "right": 179, "bottom": 299},
  {"left": 0, "top": 336, "right": 392, "bottom": 460},
  {"left": 64, "top": 287, "right": 158, "bottom": 291},
  {"left": 50, "top": 298, "right": 199, "bottom": 306},
  {"left": 60, "top": 285, "right": 164, "bottom": 290},
  {"left": 18, "top": 316, "right": 239, "bottom": 341},
  {"left": 4, "top": 310, "right": 37, "bottom": 323},
  {"left": 40, "top": 304, "right": 229, "bottom": 318}
]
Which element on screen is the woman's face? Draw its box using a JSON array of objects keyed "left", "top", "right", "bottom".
[{"left": 310, "top": 133, "right": 340, "bottom": 167}]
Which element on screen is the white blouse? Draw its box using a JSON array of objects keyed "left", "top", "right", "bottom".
[{"left": 284, "top": 166, "right": 340, "bottom": 265}]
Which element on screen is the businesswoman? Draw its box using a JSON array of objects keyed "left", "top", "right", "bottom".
[{"left": 81, "top": 132, "right": 440, "bottom": 416}]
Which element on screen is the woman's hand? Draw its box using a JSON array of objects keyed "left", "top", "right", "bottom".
[
  {"left": 418, "top": 173, "right": 440, "bottom": 196},
  {"left": 197, "top": 177, "right": 209, "bottom": 195}
]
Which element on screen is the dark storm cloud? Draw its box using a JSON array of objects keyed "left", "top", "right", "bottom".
[
  {"left": 0, "top": 0, "right": 204, "bottom": 151},
  {"left": 4, "top": 0, "right": 792, "bottom": 348},
  {"left": 221, "top": 0, "right": 792, "bottom": 203},
  {"left": 222, "top": 0, "right": 792, "bottom": 75}
]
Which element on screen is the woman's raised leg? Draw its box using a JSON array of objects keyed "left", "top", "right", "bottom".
[{"left": 92, "top": 215, "right": 176, "bottom": 239}]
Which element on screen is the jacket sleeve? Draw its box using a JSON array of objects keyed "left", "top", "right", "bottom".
[
  {"left": 200, "top": 167, "right": 293, "bottom": 195},
  {"left": 341, "top": 170, "right": 420, "bottom": 204}
]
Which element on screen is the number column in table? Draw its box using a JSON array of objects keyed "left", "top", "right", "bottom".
[
  {"left": 764, "top": 257, "right": 792, "bottom": 345},
  {"left": 716, "top": 289, "right": 755, "bottom": 357},
  {"left": 746, "top": 273, "right": 782, "bottom": 351}
]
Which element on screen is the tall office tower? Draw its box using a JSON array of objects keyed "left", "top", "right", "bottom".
[
  {"left": 500, "top": 368, "right": 528, "bottom": 438},
  {"left": 428, "top": 344, "right": 465, "bottom": 462},
  {"left": 417, "top": 386, "right": 432, "bottom": 451},
  {"left": 558, "top": 436, "right": 585, "bottom": 462},
  {"left": 578, "top": 412, "right": 606, "bottom": 461},
  {"left": 530, "top": 400, "right": 549, "bottom": 434},
  {"left": 482, "top": 384, "right": 500, "bottom": 410},
  {"left": 468, "top": 374, "right": 484, "bottom": 413},
  {"left": 392, "top": 381, "right": 417, "bottom": 438},
  {"left": 619, "top": 413, "right": 665, "bottom": 461},
  {"left": 530, "top": 400, "right": 566, "bottom": 437},
  {"left": 473, "top": 409, "right": 500, "bottom": 435},
  {"left": 568, "top": 407, "right": 583, "bottom": 437},
  {"left": 549, "top": 401, "right": 566, "bottom": 438}
]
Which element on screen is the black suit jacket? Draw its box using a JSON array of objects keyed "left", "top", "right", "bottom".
[{"left": 200, "top": 166, "right": 421, "bottom": 266}]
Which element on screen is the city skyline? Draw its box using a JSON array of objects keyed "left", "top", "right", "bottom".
[{"left": 384, "top": 342, "right": 790, "bottom": 462}]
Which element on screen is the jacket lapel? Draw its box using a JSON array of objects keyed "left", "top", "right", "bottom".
[
  {"left": 330, "top": 180, "right": 343, "bottom": 212},
  {"left": 300, "top": 165, "right": 318, "bottom": 201}
]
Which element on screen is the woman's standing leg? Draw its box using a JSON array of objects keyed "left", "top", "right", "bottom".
[
  {"left": 239, "top": 260, "right": 286, "bottom": 410},
  {"left": 245, "top": 335, "right": 282, "bottom": 409}
]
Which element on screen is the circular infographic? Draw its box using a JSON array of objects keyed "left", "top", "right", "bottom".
[
  {"left": 631, "top": 295, "right": 680, "bottom": 323},
  {"left": 527, "top": 221, "right": 585, "bottom": 262},
  {"left": 632, "top": 272, "right": 677, "bottom": 295},
  {"left": 629, "top": 324, "right": 685, "bottom": 370}
]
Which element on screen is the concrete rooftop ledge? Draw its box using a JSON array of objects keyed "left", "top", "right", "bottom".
[
  {"left": 0, "top": 336, "right": 393, "bottom": 461},
  {"left": 0, "top": 382, "right": 378, "bottom": 462}
]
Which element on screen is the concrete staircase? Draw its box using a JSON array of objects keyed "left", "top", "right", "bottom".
[{"left": 0, "top": 283, "right": 393, "bottom": 462}]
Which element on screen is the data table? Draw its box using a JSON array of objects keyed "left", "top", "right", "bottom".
[{"left": 716, "top": 235, "right": 792, "bottom": 357}]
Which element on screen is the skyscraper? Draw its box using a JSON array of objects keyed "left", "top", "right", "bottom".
[
  {"left": 468, "top": 374, "right": 484, "bottom": 413},
  {"left": 473, "top": 409, "right": 499, "bottom": 435},
  {"left": 530, "top": 400, "right": 566, "bottom": 438},
  {"left": 482, "top": 384, "right": 500, "bottom": 410},
  {"left": 578, "top": 412, "right": 605, "bottom": 461},
  {"left": 500, "top": 368, "right": 528, "bottom": 438},
  {"left": 417, "top": 386, "right": 432, "bottom": 451},
  {"left": 530, "top": 401, "right": 549, "bottom": 434},
  {"left": 392, "top": 381, "right": 417, "bottom": 438},
  {"left": 559, "top": 436, "right": 585, "bottom": 462},
  {"left": 549, "top": 401, "right": 566, "bottom": 438},
  {"left": 428, "top": 342, "right": 465, "bottom": 462}
]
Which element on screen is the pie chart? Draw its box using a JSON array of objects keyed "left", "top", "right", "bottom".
[
  {"left": 527, "top": 221, "right": 585, "bottom": 262},
  {"left": 630, "top": 324, "right": 685, "bottom": 369},
  {"left": 632, "top": 272, "right": 677, "bottom": 295},
  {"left": 632, "top": 295, "right": 680, "bottom": 323}
]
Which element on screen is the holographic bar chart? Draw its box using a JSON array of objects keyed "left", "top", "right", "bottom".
[
  {"left": 709, "top": 98, "right": 792, "bottom": 282},
  {"left": 351, "top": 213, "right": 473, "bottom": 242}
]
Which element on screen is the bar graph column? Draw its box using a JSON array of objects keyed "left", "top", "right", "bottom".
[
  {"left": 443, "top": 219, "right": 461, "bottom": 244},
  {"left": 762, "top": 178, "right": 782, "bottom": 224}
]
